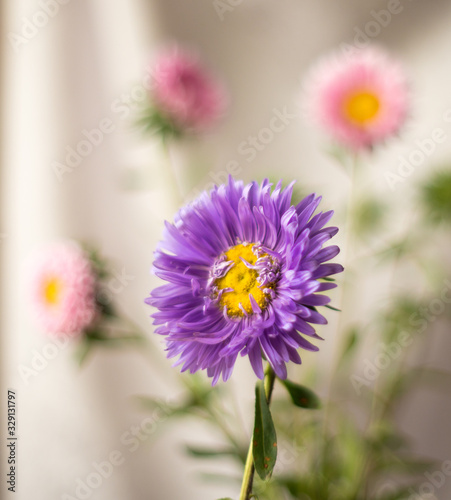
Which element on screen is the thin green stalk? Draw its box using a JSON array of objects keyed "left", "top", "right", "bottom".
[{"left": 239, "top": 365, "right": 276, "bottom": 500}]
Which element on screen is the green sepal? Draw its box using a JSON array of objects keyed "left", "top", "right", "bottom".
[{"left": 137, "top": 105, "right": 184, "bottom": 140}]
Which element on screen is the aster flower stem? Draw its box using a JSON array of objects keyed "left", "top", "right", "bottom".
[
  {"left": 239, "top": 364, "right": 276, "bottom": 500},
  {"left": 239, "top": 427, "right": 256, "bottom": 500}
]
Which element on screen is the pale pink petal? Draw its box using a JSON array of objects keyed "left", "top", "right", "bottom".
[
  {"left": 28, "top": 242, "right": 98, "bottom": 337},
  {"left": 304, "top": 47, "right": 409, "bottom": 151}
]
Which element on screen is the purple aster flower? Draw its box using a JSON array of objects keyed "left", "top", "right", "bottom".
[{"left": 146, "top": 178, "right": 343, "bottom": 385}]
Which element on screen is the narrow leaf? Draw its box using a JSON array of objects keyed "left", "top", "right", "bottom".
[
  {"left": 185, "top": 445, "right": 237, "bottom": 459},
  {"left": 98, "top": 300, "right": 117, "bottom": 318},
  {"left": 85, "top": 330, "right": 109, "bottom": 342},
  {"left": 282, "top": 380, "right": 320, "bottom": 409},
  {"left": 325, "top": 304, "right": 341, "bottom": 312},
  {"left": 75, "top": 338, "right": 93, "bottom": 366},
  {"left": 85, "top": 329, "right": 145, "bottom": 345},
  {"left": 336, "top": 327, "right": 359, "bottom": 370},
  {"left": 253, "top": 381, "right": 277, "bottom": 480}
]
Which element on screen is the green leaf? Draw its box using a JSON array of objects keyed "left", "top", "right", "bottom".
[
  {"left": 276, "top": 475, "right": 317, "bottom": 499},
  {"left": 96, "top": 298, "right": 117, "bottom": 319},
  {"left": 102, "top": 333, "right": 146, "bottom": 345},
  {"left": 82, "top": 244, "right": 111, "bottom": 280},
  {"left": 336, "top": 327, "right": 359, "bottom": 370},
  {"left": 420, "top": 169, "right": 451, "bottom": 225},
  {"left": 135, "top": 393, "right": 209, "bottom": 420},
  {"left": 325, "top": 304, "right": 341, "bottom": 312},
  {"left": 84, "top": 329, "right": 145, "bottom": 346},
  {"left": 136, "top": 105, "right": 183, "bottom": 140},
  {"left": 75, "top": 337, "right": 93, "bottom": 366},
  {"left": 186, "top": 445, "right": 247, "bottom": 465},
  {"left": 352, "top": 196, "right": 386, "bottom": 238},
  {"left": 281, "top": 380, "right": 320, "bottom": 409},
  {"left": 185, "top": 445, "right": 237, "bottom": 460},
  {"left": 85, "top": 329, "right": 109, "bottom": 342},
  {"left": 181, "top": 372, "right": 217, "bottom": 407},
  {"left": 253, "top": 381, "right": 277, "bottom": 480}
]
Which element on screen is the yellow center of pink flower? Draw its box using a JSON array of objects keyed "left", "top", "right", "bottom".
[
  {"left": 215, "top": 244, "right": 271, "bottom": 317},
  {"left": 344, "top": 91, "right": 380, "bottom": 125},
  {"left": 43, "top": 277, "right": 63, "bottom": 306}
]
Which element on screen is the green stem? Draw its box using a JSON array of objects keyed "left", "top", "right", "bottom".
[
  {"left": 239, "top": 437, "right": 255, "bottom": 500},
  {"left": 239, "top": 365, "right": 276, "bottom": 500}
]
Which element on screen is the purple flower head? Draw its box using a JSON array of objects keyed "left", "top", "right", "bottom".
[{"left": 146, "top": 178, "right": 343, "bottom": 385}]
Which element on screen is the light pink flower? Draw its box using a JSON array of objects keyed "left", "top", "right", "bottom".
[
  {"left": 151, "top": 48, "right": 227, "bottom": 132},
  {"left": 304, "top": 47, "right": 409, "bottom": 150},
  {"left": 29, "top": 242, "right": 97, "bottom": 336}
]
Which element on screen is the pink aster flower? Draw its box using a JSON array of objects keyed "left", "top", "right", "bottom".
[
  {"left": 151, "top": 47, "right": 227, "bottom": 132},
  {"left": 304, "top": 47, "right": 409, "bottom": 151},
  {"left": 29, "top": 242, "right": 98, "bottom": 336}
]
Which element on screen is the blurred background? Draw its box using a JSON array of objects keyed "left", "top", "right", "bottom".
[{"left": 2, "top": 1, "right": 451, "bottom": 499}]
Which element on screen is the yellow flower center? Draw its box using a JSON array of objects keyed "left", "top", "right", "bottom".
[
  {"left": 344, "top": 91, "right": 380, "bottom": 125},
  {"left": 43, "top": 277, "right": 63, "bottom": 305},
  {"left": 214, "top": 243, "right": 274, "bottom": 318}
]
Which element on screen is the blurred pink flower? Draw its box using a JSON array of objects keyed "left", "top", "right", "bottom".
[
  {"left": 29, "top": 242, "right": 97, "bottom": 336},
  {"left": 151, "top": 48, "right": 227, "bottom": 132},
  {"left": 304, "top": 47, "right": 409, "bottom": 151}
]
